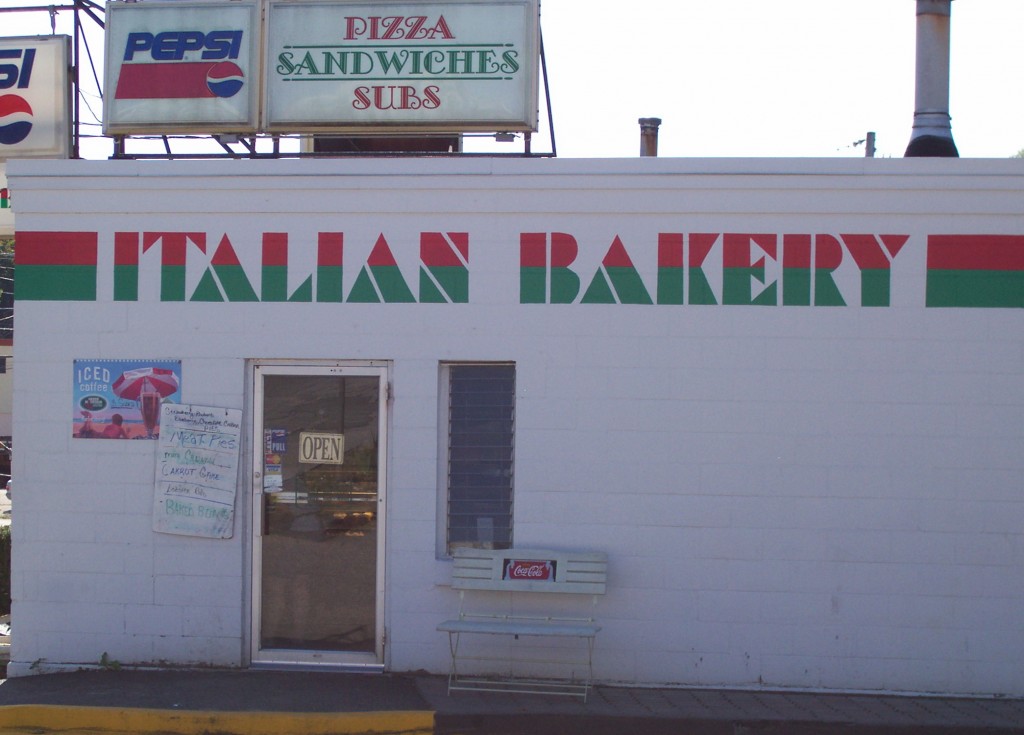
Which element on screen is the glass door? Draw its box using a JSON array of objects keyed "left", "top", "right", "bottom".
[{"left": 251, "top": 363, "right": 387, "bottom": 669}]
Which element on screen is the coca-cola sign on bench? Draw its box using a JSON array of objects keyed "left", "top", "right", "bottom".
[{"left": 503, "top": 558, "right": 555, "bottom": 582}]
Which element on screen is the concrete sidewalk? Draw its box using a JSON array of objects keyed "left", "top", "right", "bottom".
[{"left": 0, "top": 669, "right": 1021, "bottom": 735}]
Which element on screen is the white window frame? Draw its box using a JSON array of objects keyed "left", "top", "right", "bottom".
[{"left": 436, "top": 361, "right": 515, "bottom": 557}]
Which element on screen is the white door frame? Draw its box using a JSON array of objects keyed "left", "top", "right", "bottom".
[{"left": 249, "top": 360, "right": 389, "bottom": 670}]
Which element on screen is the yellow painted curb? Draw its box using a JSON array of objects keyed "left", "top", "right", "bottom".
[{"left": 0, "top": 704, "right": 434, "bottom": 734}]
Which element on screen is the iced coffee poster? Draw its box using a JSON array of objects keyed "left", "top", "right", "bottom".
[{"left": 73, "top": 359, "right": 183, "bottom": 439}]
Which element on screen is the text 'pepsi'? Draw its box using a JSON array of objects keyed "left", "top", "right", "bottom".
[
  {"left": 123, "top": 31, "right": 243, "bottom": 62},
  {"left": 0, "top": 48, "right": 36, "bottom": 90}
]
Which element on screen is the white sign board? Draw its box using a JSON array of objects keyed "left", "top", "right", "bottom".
[
  {"left": 0, "top": 165, "right": 12, "bottom": 236},
  {"left": 103, "top": 0, "right": 261, "bottom": 134},
  {"left": 264, "top": 0, "right": 539, "bottom": 132},
  {"left": 0, "top": 36, "right": 71, "bottom": 160},
  {"left": 154, "top": 403, "right": 242, "bottom": 538}
]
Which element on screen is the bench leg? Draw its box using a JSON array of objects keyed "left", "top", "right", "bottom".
[
  {"left": 443, "top": 631, "right": 596, "bottom": 701},
  {"left": 445, "top": 631, "right": 461, "bottom": 696},
  {"left": 584, "top": 635, "right": 595, "bottom": 702}
]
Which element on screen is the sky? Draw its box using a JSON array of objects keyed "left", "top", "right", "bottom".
[{"left": 3, "top": 0, "right": 1024, "bottom": 159}]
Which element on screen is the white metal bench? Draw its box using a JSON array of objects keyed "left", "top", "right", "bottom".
[{"left": 437, "top": 547, "right": 607, "bottom": 700}]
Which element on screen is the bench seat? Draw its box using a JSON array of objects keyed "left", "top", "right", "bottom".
[{"left": 438, "top": 618, "right": 601, "bottom": 638}]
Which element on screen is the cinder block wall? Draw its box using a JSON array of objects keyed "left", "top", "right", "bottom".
[{"left": 9, "top": 158, "right": 1024, "bottom": 696}]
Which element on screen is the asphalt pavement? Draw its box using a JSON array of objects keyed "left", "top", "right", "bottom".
[{"left": 0, "top": 668, "right": 1021, "bottom": 735}]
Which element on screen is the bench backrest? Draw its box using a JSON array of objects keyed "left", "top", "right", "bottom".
[{"left": 451, "top": 547, "right": 607, "bottom": 595}]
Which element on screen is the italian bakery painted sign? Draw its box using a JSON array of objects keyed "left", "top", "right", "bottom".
[
  {"left": 15, "top": 230, "right": 1024, "bottom": 308},
  {"left": 102, "top": 0, "right": 539, "bottom": 134}
]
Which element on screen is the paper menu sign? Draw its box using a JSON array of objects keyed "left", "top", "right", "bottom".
[{"left": 154, "top": 403, "right": 241, "bottom": 538}]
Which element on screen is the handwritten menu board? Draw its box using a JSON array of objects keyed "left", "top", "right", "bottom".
[{"left": 154, "top": 404, "right": 242, "bottom": 538}]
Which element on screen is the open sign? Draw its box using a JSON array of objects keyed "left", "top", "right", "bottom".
[{"left": 298, "top": 432, "right": 345, "bottom": 464}]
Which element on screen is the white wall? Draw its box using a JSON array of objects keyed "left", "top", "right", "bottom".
[
  {"left": 8, "top": 158, "right": 1024, "bottom": 695},
  {"left": 0, "top": 344, "right": 11, "bottom": 437},
  {"left": 0, "top": 164, "right": 12, "bottom": 437}
]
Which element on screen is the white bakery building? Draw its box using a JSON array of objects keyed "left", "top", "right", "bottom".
[
  {"left": 4, "top": 0, "right": 1023, "bottom": 700},
  {"left": 7, "top": 156, "right": 1024, "bottom": 697}
]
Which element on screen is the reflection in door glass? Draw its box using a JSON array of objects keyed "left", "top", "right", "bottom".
[{"left": 260, "top": 375, "right": 379, "bottom": 653}]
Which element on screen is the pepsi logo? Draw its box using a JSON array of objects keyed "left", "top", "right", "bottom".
[
  {"left": 206, "top": 62, "right": 244, "bottom": 98},
  {"left": 0, "top": 94, "right": 33, "bottom": 146}
]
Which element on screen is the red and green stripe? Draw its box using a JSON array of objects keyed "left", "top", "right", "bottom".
[
  {"left": 926, "top": 235, "right": 1024, "bottom": 308},
  {"left": 519, "top": 233, "right": 547, "bottom": 303},
  {"left": 114, "top": 232, "right": 140, "bottom": 301},
  {"left": 420, "top": 232, "right": 469, "bottom": 303},
  {"left": 520, "top": 232, "right": 580, "bottom": 304},
  {"left": 656, "top": 234, "right": 684, "bottom": 305},
  {"left": 16, "top": 231, "right": 98, "bottom": 301},
  {"left": 120, "top": 231, "right": 207, "bottom": 301},
  {"left": 0, "top": 187, "right": 10, "bottom": 209},
  {"left": 261, "top": 233, "right": 292, "bottom": 302},
  {"left": 782, "top": 234, "right": 907, "bottom": 307},
  {"left": 348, "top": 235, "right": 415, "bottom": 303},
  {"left": 192, "top": 235, "right": 258, "bottom": 301},
  {"left": 581, "top": 236, "right": 653, "bottom": 304},
  {"left": 316, "top": 233, "right": 344, "bottom": 303},
  {"left": 656, "top": 233, "right": 722, "bottom": 306},
  {"left": 261, "top": 233, "right": 313, "bottom": 302},
  {"left": 143, "top": 232, "right": 205, "bottom": 301},
  {"left": 687, "top": 234, "right": 719, "bottom": 305},
  {"left": 723, "top": 233, "right": 777, "bottom": 306},
  {"left": 261, "top": 233, "right": 342, "bottom": 302},
  {"left": 809, "top": 234, "right": 846, "bottom": 307},
  {"left": 781, "top": 234, "right": 811, "bottom": 305},
  {"left": 842, "top": 234, "right": 907, "bottom": 307}
]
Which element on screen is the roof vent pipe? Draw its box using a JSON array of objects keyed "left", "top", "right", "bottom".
[
  {"left": 639, "top": 118, "right": 662, "bottom": 157},
  {"left": 905, "top": 0, "right": 958, "bottom": 157}
]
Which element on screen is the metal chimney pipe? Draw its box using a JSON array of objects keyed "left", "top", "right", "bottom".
[
  {"left": 905, "top": 0, "right": 958, "bottom": 157},
  {"left": 639, "top": 118, "right": 662, "bottom": 157}
]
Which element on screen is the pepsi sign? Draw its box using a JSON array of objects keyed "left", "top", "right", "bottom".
[
  {"left": 114, "top": 31, "right": 245, "bottom": 101},
  {"left": 0, "top": 95, "right": 33, "bottom": 147},
  {"left": 0, "top": 37, "right": 70, "bottom": 161},
  {"left": 0, "top": 47, "right": 36, "bottom": 147},
  {"left": 103, "top": 1, "right": 259, "bottom": 134}
]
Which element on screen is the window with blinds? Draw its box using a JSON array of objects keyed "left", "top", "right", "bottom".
[{"left": 444, "top": 363, "right": 515, "bottom": 552}]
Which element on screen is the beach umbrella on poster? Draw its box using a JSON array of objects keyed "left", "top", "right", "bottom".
[
  {"left": 112, "top": 367, "right": 180, "bottom": 437},
  {"left": 111, "top": 367, "right": 179, "bottom": 400}
]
